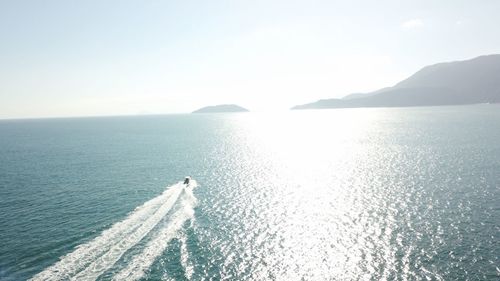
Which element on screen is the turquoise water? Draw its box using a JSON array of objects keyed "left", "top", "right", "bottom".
[{"left": 0, "top": 105, "right": 499, "bottom": 280}]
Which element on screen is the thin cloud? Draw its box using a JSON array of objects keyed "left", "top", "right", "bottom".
[{"left": 401, "top": 19, "right": 424, "bottom": 29}]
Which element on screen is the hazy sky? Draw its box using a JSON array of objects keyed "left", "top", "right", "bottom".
[{"left": 1, "top": 0, "right": 500, "bottom": 118}]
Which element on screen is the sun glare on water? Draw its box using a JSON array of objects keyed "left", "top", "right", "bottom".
[{"left": 208, "top": 109, "right": 414, "bottom": 280}]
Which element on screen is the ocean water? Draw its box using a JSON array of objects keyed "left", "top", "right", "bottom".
[{"left": 0, "top": 105, "right": 499, "bottom": 280}]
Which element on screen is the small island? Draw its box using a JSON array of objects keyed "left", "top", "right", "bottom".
[{"left": 192, "top": 104, "right": 249, "bottom": 113}]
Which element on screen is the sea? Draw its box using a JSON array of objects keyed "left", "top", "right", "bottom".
[{"left": 0, "top": 105, "right": 499, "bottom": 281}]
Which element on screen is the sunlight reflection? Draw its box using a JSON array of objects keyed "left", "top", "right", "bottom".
[{"left": 218, "top": 109, "right": 402, "bottom": 279}]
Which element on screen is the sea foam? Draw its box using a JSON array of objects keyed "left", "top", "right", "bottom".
[{"left": 30, "top": 180, "right": 197, "bottom": 281}]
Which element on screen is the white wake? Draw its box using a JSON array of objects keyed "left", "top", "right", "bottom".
[
  {"left": 112, "top": 186, "right": 197, "bottom": 280},
  {"left": 30, "top": 180, "right": 197, "bottom": 281}
]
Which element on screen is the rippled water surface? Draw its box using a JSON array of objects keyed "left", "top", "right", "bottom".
[{"left": 0, "top": 105, "right": 499, "bottom": 280}]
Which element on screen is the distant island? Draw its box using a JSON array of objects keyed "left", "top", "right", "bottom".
[
  {"left": 192, "top": 104, "right": 249, "bottom": 113},
  {"left": 293, "top": 54, "right": 500, "bottom": 110}
]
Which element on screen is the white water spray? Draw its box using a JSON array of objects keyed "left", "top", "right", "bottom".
[{"left": 30, "top": 180, "right": 197, "bottom": 281}]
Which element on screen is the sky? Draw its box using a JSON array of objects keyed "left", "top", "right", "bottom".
[{"left": 1, "top": 0, "right": 500, "bottom": 119}]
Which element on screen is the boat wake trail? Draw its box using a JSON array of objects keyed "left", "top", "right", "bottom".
[
  {"left": 113, "top": 186, "right": 197, "bottom": 280},
  {"left": 30, "top": 180, "right": 198, "bottom": 281}
]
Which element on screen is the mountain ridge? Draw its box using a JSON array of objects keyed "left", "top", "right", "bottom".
[{"left": 293, "top": 54, "right": 500, "bottom": 110}]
